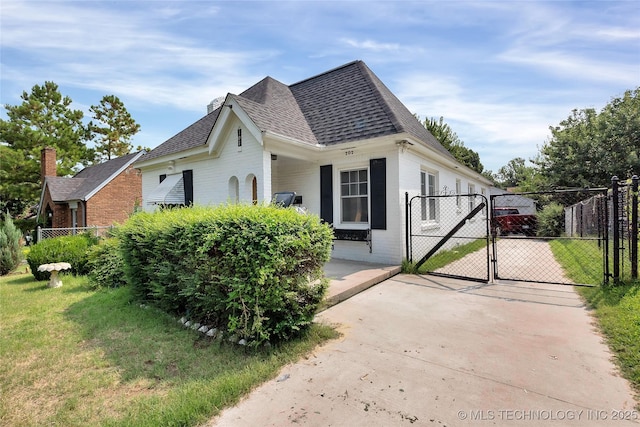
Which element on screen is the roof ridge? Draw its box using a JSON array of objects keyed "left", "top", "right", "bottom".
[
  {"left": 355, "top": 61, "right": 404, "bottom": 134},
  {"left": 289, "top": 59, "right": 363, "bottom": 88}
]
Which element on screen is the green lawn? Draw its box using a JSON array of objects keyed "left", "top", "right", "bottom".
[
  {"left": 0, "top": 270, "right": 338, "bottom": 427},
  {"left": 405, "top": 238, "right": 487, "bottom": 274},
  {"left": 549, "top": 239, "right": 640, "bottom": 399}
]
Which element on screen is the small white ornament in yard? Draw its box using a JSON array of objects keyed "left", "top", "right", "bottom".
[{"left": 37, "top": 262, "right": 72, "bottom": 288}]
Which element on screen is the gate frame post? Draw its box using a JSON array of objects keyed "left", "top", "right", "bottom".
[
  {"left": 631, "top": 175, "right": 638, "bottom": 280},
  {"left": 612, "top": 176, "right": 620, "bottom": 285},
  {"left": 405, "top": 192, "right": 410, "bottom": 262}
]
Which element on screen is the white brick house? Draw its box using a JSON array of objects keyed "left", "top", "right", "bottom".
[{"left": 135, "top": 61, "right": 492, "bottom": 264}]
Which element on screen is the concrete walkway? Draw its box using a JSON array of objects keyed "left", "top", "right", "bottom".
[{"left": 208, "top": 273, "right": 638, "bottom": 426}]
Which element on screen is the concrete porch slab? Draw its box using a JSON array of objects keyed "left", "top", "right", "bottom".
[{"left": 323, "top": 258, "right": 401, "bottom": 308}]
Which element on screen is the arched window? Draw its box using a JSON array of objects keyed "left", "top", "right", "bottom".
[
  {"left": 252, "top": 176, "right": 258, "bottom": 205},
  {"left": 245, "top": 174, "right": 258, "bottom": 205}
]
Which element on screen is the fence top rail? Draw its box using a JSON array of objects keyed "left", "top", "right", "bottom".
[
  {"left": 491, "top": 188, "right": 608, "bottom": 198},
  {"left": 408, "top": 193, "right": 488, "bottom": 203}
]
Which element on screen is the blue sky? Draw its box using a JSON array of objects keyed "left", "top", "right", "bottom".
[{"left": 1, "top": 1, "right": 639, "bottom": 173}]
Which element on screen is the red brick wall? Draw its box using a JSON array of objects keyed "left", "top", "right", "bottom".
[
  {"left": 85, "top": 166, "right": 142, "bottom": 226},
  {"left": 40, "top": 190, "right": 71, "bottom": 228}
]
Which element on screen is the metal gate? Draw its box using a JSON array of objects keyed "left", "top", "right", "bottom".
[
  {"left": 406, "top": 193, "right": 490, "bottom": 282},
  {"left": 406, "top": 181, "right": 636, "bottom": 286},
  {"left": 490, "top": 188, "right": 609, "bottom": 286}
]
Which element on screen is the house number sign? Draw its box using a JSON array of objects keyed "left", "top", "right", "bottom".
[{"left": 344, "top": 150, "right": 355, "bottom": 156}]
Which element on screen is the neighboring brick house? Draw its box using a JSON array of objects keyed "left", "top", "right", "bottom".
[{"left": 37, "top": 147, "right": 144, "bottom": 229}]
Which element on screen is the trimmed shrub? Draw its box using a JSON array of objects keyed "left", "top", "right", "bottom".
[
  {"left": 0, "top": 213, "right": 23, "bottom": 275},
  {"left": 536, "top": 202, "right": 565, "bottom": 237},
  {"left": 118, "top": 204, "right": 333, "bottom": 346},
  {"left": 27, "top": 234, "right": 99, "bottom": 281},
  {"left": 87, "top": 238, "right": 127, "bottom": 289}
]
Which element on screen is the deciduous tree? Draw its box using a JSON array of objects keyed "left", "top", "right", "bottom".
[
  {"left": 536, "top": 88, "right": 640, "bottom": 187},
  {"left": 423, "top": 116, "right": 485, "bottom": 174}
]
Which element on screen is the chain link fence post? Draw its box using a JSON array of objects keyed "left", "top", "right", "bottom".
[
  {"left": 632, "top": 175, "right": 638, "bottom": 280},
  {"left": 612, "top": 176, "right": 620, "bottom": 284}
]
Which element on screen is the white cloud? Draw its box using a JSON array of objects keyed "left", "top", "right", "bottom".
[
  {"left": 0, "top": 1, "right": 262, "bottom": 111},
  {"left": 497, "top": 49, "right": 639, "bottom": 87},
  {"left": 393, "top": 73, "right": 569, "bottom": 170},
  {"left": 340, "top": 38, "right": 402, "bottom": 52}
]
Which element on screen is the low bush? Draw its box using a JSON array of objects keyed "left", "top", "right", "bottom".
[
  {"left": 27, "top": 234, "right": 99, "bottom": 280},
  {"left": 87, "top": 237, "right": 127, "bottom": 289},
  {"left": 118, "top": 204, "right": 333, "bottom": 346},
  {"left": 0, "top": 213, "right": 23, "bottom": 275}
]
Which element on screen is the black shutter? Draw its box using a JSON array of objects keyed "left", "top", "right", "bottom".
[
  {"left": 370, "top": 158, "right": 386, "bottom": 230},
  {"left": 320, "top": 165, "right": 333, "bottom": 224},
  {"left": 159, "top": 174, "right": 166, "bottom": 183},
  {"left": 182, "top": 170, "right": 194, "bottom": 205}
]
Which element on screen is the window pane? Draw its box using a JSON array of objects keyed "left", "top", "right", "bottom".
[
  {"left": 350, "top": 183, "right": 358, "bottom": 194},
  {"left": 342, "top": 197, "right": 368, "bottom": 222},
  {"left": 360, "top": 183, "right": 367, "bottom": 195},
  {"left": 359, "top": 170, "right": 367, "bottom": 181},
  {"left": 341, "top": 184, "right": 349, "bottom": 196},
  {"left": 350, "top": 170, "right": 358, "bottom": 181},
  {"left": 341, "top": 171, "right": 349, "bottom": 183}
]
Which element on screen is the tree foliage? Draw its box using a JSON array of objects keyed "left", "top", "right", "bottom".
[
  {"left": 0, "top": 213, "right": 23, "bottom": 275},
  {"left": 423, "top": 116, "right": 485, "bottom": 174},
  {"left": 535, "top": 88, "right": 640, "bottom": 188},
  {"left": 494, "top": 157, "right": 539, "bottom": 190},
  {"left": 89, "top": 95, "right": 140, "bottom": 161},
  {"left": 0, "top": 82, "right": 94, "bottom": 215},
  {"left": 1, "top": 83, "right": 141, "bottom": 217}
]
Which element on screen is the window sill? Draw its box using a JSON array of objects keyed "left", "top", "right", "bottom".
[{"left": 421, "top": 222, "right": 440, "bottom": 231}]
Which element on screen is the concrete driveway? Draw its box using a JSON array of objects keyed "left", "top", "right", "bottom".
[{"left": 209, "top": 274, "right": 638, "bottom": 426}]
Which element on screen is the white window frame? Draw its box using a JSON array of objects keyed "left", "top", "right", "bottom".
[
  {"left": 421, "top": 170, "right": 439, "bottom": 224},
  {"left": 339, "top": 167, "right": 369, "bottom": 226},
  {"left": 468, "top": 183, "right": 476, "bottom": 212},
  {"left": 456, "top": 179, "right": 462, "bottom": 210}
]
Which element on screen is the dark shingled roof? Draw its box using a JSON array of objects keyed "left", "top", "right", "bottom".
[
  {"left": 138, "top": 108, "right": 221, "bottom": 163},
  {"left": 139, "top": 60, "right": 454, "bottom": 162},
  {"left": 47, "top": 151, "right": 142, "bottom": 201},
  {"left": 233, "top": 77, "right": 317, "bottom": 144}
]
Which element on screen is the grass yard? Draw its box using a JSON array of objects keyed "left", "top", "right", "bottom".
[
  {"left": 549, "top": 238, "right": 640, "bottom": 398},
  {"left": 403, "top": 238, "right": 487, "bottom": 274},
  {"left": 0, "top": 270, "right": 338, "bottom": 427}
]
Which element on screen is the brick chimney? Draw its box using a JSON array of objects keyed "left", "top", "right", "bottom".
[{"left": 41, "top": 147, "right": 57, "bottom": 181}]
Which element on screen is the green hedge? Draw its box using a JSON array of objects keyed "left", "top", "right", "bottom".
[
  {"left": 118, "top": 204, "right": 333, "bottom": 346},
  {"left": 537, "top": 202, "right": 565, "bottom": 237},
  {"left": 27, "top": 234, "right": 99, "bottom": 281},
  {"left": 87, "top": 238, "right": 127, "bottom": 289}
]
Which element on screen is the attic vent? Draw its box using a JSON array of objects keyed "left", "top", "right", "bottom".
[{"left": 207, "top": 96, "right": 225, "bottom": 114}]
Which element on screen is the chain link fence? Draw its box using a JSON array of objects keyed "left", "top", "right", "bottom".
[
  {"left": 36, "top": 226, "right": 115, "bottom": 242},
  {"left": 491, "top": 189, "right": 609, "bottom": 286}
]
